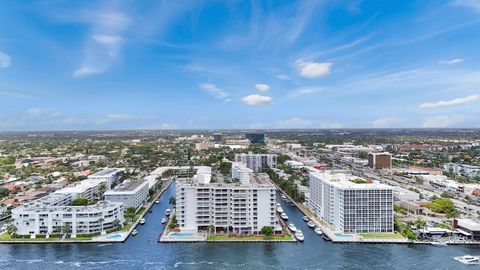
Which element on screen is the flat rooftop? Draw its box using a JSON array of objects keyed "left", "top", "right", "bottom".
[
  {"left": 107, "top": 179, "right": 146, "bottom": 193},
  {"left": 310, "top": 170, "right": 393, "bottom": 190}
]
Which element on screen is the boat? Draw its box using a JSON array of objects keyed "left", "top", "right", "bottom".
[
  {"left": 454, "top": 255, "right": 480, "bottom": 265},
  {"left": 288, "top": 223, "right": 297, "bottom": 232},
  {"left": 322, "top": 235, "right": 331, "bottom": 241},
  {"left": 161, "top": 218, "right": 167, "bottom": 224},
  {"left": 430, "top": 241, "right": 447, "bottom": 247},
  {"left": 149, "top": 209, "right": 153, "bottom": 213},
  {"left": 314, "top": 228, "right": 323, "bottom": 236},
  {"left": 303, "top": 216, "right": 309, "bottom": 222},
  {"left": 307, "top": 221, "right": 316, "bottom": 229},
  {"left": 281, "top": 194, "right": 286, "bottom": 199},
  {"left": 289, "top": 202, "right": 295, "bottom": 206},
  {"left": 139, "top": 218, "right": 145, "bottom": 225},
  {"left": 276, "top": 203, "right": 281, "bottom": 207},
  {"left": 165, "top": 208, "right": 171, "bottom": 216},
  {"left": 132, "top": 229, "right": 138, "bottom": 236},
  {"left": 155, "top": 200, "right": 160, "bottom": 204},
  {"left": 276, "top": 207, "right": 284, "bottom": 213},
  {"left": 280, "top": 213, "right": 288, "bottom": 220},
  {"left": 295, "top": 230, "right": 304, "bottom": 242}
]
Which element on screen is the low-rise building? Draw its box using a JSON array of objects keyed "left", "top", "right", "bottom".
[
  {"left": 235, "top": 153, "right": 277, "bottom": 172},
  {"left": 88, "top": 168, "right": 125, "bottom": 188},
  {"left": 443, "top": 163, "right": 480, "bottom": 178},
  {"left": 55, "top": 178, "right": 109, "bottom": 200},
  {"left": 392, "top": 186, "right": 420, "bottom": 202},
  {"left": 104, "top": 179, "right": 149, "bottom": 210}
]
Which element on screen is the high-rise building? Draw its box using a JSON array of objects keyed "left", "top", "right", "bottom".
[
  {"left": 245, "top": 133, "right": 265, "bottom": 144},
  {"left": 212, "top": 133, "right": 223, "bottom": 143},
  {"left": 234, "top": 153, "right": 277, "bottom": 172},
  {"left": 104, "top": 179, "right": 149, "bottom": 210},
  {"left": 308, "top": 170, "right": 394, "bottom": 234},
  {"left": 368, "top": 152, "right": 392, "bottom": 169},
  {"left": 176, "top": 166, "right": 279, "bottom": 234}
]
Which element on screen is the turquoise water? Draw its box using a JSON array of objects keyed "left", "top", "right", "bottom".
[
  {"left": 106, "top": 234, "right": 122, "bottom": 239},
  {"left": 334, "top": 233, "right": 354, "bottom": 238},
  {"left": 0, "top": 183, "right": 478, "bottom": 269},
  {"left": 171, "top": 233, "right": 194, "bottom": 238}
]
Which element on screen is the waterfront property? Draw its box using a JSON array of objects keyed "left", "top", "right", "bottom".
[
  {"left": 87, "top": 168, "right": 125, "bottom": 188},
  {"left": 11, "top": 193, "right": 124, "bottom": 237},
  {"left": 234, "top": 152, "right": 277, "bottom": 172},
  {"left": 175, "top": 165, "right": 281, "bottom": 235},
  {"left": 308, "top": 170, "right": 394, "bottom": 234},
  {"left": 104, "top": 179, "right": 149, "bottom": 210}
]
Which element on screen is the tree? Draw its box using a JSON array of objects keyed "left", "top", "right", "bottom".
[
  {"left": 71, "top": 198, "right": 88, "bottom": 206},
  {"left": 98, "top": 218, "right": 105, "bottom": 233},
  {"left": 261, "top": 226, "right": 274, "bottom": 236},
  {"left": 0, "top": 188, "right": 10, "bottom": 198},
  {"left": 125, "top": 207, "right": 136, "bottom": 223},
  {"left": 112, "top": 219, "right": 121, "bottom": 229},
  {"left": 62, "top": 224, "right": 71, "bottom": 236},
  {"left": 169, "top": 196, "right": 176, "bottom": 205}
]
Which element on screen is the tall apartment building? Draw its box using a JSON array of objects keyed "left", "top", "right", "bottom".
[
  {"left": 368, "top": 152, "right": 392, "bottom": 169},
  {"left": 55, "top": 178, "right": 109, "bottom": 200},
  {"left": 104, "top": 179, "right": 149, "bottom": 210},
  {"left": 234, "top": 153, "right": 277, "bottom": 172},
  {"left": 444, "top": 163, "right": 480, "bottom": 178},
  {"left": 212, "top": 133, "right": 223, "bottom": 143},
  {"left": 88, "top": 168, "right": 125, "bottom": 187},
  {"left": 12, "top": 193, "right": 124, "bottom": 237},
  {"left": 176, "top": 166, "right": 279, "bottom": 234},
  {"left": 308, "top": 170, "right": 394, "bottom": 234}
]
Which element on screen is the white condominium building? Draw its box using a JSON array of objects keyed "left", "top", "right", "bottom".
[
  {"left": 308, "top": 170, "right": 393, "bottom": 234},
  {"left": 443, "top": 163, "right": 480, "bottom": 178},
  {"left": 176, "top": 166, "right": 279, "bottom": 234},
  {"left": 88, "top": 168, "right": 125, "bottom": 187},
  {"left": 12, "top": 193, "right": 124, "bottom": 237},
  {"left": 234, "top": 153, "right": 277, "bottom": 172},
  {"left": 231, "top": 162, "right": 253, "bottom": 185},
  {"left": 55, "top": 178, "right": 109, "bottom": 200},
  {"left": 104, "top": 179, "right": 149, "bottom": 210}
]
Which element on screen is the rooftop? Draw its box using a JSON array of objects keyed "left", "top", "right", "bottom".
[
  {"left": 310, "top": 170, "right": 393, "bottom": 190},
  {"left": 105, "top": 179, "right": 147, "bottom": 193}
]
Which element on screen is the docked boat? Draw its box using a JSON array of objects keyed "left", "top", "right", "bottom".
[
  {"left": 295, "top": 230, "right": 304, "bottom": 242},
  {"left": 303, "top": 216, "right": 309, "bottom": 222},
  {"left": 276, "top": 203, "right": 281, "bottom": 207},
  {"left": 155, "top": 200, "right": 160, "bottom": 204},
  {"left": 139, "top": 218, "right": 145, "bottom": 225},
  {"left": 132, "top": 229, "right": 138, "bottom": 236},
  {"left": 289, "top": 202, "right": 295, "bottom": 206},
  {"left": 165, "top": 209, "right": 171, "bottom": 216},
  {"left": 161, "top": 218, "right": 167, "bottom": 224},
  {"left": 276, "top": 207, "right": 284, "bottom": 214},
  {"left": 288, "top": 223, "right": 297, "bottom": 233},
  {"left": 454, "top": 255, "right": 480, "bottom": 265},
  {"left": 281, "top": 194, "right": 287, "bottom": 200},
  {"left": 149, "top": 209, "right": 153, "bottom": 213},
  {"left": 322, "top": 235, "right": 331, "bottom": 241},
  {"left": 307, "top": 221, "right": 316, "bottom": 229},
  {"left": 430, "top": 241, "right": 447, "bottom": 247},
  {"left": 280, "top": 213, "right": 288, "bottom": 220},
  {"left": 314, "top": 228, "right": 323, "bottom": 236}
]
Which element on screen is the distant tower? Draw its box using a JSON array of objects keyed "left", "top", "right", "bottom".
[
  {"left": 245, "top": 133, "right": 265, "bottom": 144},
  {"left": 212, "top": 133, "right": 223, "bottom": 143}
]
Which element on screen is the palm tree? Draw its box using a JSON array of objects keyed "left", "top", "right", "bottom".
[
  {"left": 62, "top": 224, "right": 71, "bottom": 237},
  {"left": 98, "top": 218, "right": 105, "bottom": 233},
  {"left": 112, "top": 219, "right": 121, "bottom": 230}
]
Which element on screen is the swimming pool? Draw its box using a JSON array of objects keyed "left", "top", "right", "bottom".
[
  {"left": 106, "top": 234, "right": 122, "bottom": 239},
  {"left": 170, "top": 233, "right": 194, "bottom": 237},
  {"left": 334, "top": 233, "right": 353, "bottom": 238}
]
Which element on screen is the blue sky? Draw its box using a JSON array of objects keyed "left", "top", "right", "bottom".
[{"left": 0, "top": 0, "right": 480, "bottom": 130}]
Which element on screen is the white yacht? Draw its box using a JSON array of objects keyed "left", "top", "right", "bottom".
[
  {"left": 303, "top": 216, "right": 309, "bottom": 222},
  {"left": 276, "top": 206, "right": 284, "bottom": 214},
  {"left": 280, "top": 213, "right": 288, "bottom": 220},
  {"left": 165, "top": 208, "right": 171, "bottom": 216},
  {"left": 132, "top": 229, "right": 138, "bottom": 236},
  {"left": 139, "top": 218, "right": 145, "bottom": 225},
  {"left": 430, "top": 241, "right": 447, "bottom": 247},
  {"left": 454, "top": 255, "right": 480, "bottom": 265},
  {"left": 295, "top": 230, "right": 304, "bottom": 242},
  {"left": 155, "top": 200, "right": 160, "bottom": 204},
  {"left": 307, "top": 221, "right": 316, "bottom": 229},
  {"left": 288, "top": 223, "right": 297, "bottom": 233},
  {"left": 161, "top": 218, "right": 167, "bottom": 224},
  {"left": 314, "top": 228, "right": 323, "bottom": 236}
]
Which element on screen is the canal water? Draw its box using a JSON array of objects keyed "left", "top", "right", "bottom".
[{"left": 0, "top": 183, "right": 478, "bottom": 269}]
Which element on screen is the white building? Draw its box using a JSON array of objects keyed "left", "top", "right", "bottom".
[
  {"left": 55, "top": 178, "right": 109, "bottom": 200},
  {"left": 176, "top": 166, "right": 279, "bottom": 234},
  {"left": 392, "top": 186, "right": 420, "bottom": 202},
  {"left": 232, "top": 162, "right": 254, "bottom": 185},
  {"left": 11, "top": 193, "right": 124, "bottom": 237},
  {"left": 104, "top": 179, "right": 149, "bottom": 210},
  {"left": 88, "top": 168, "right": 125, "bottom": 188},
  {"left": 234, "top": 153, "right": 277, "bottom": 172},
  {"left": 285, "top": 160, "right": 304, "bottom": 169},
  {"left": 443, "top": 163, "right": 480, "bottom": 178},
  {"left": 308, "top": 170, "right": 393, "bottom": 234}
]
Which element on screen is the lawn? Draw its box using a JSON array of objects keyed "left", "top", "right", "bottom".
[
  {"left": 360, "top": 233, "right": 405, "bottom": 239},
  {"left": 207, "top": 234, "right": 292, "bottom": 241},
  {"left": 0, "top": 233, "right": 61, "bottom": 241}
]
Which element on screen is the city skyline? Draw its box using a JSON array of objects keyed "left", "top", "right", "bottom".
[{"left": 1, "top": 0, "right": 480, "bottom": 130}]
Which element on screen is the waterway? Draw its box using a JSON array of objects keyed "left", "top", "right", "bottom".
[{"left": 0, "top": 183, "right": 478, "bottom": 269}]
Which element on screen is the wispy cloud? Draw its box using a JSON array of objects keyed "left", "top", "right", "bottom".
[
  {"left": 419, "top": 94, "right": 478, "bottom": 109},
  {"left": 241, "top": 94, "right": 272, "bottom": 105},
  {"left": 372, "top": 117, "right": 406, "bottom": 128},
  {"left": 422, "top": 114, "right": 471, "bottom": 128},
  {"left": 287, "top": 87, "right": 322, "bottom": 99},
  {"left": 199, "top": 83, "right": 230, "bottom": 102},
  {"left": 454, "top": 0, "right": 480, "bottom": 12},
  {"left": 0, "top": 51, "right": 10, "bottom": 68},
  {"left": 96, "top": 113, "right": 141, "bottom": 125},
  {"left": 439, "top": 58, "right": 464, "bottom": 64},
  {"left": 255, "top": 83, "right": 270, "bottom": 92},
  {"left": 296, "top": 59, "right": 332, "bottom": 78},
  {"left": 0, "top": 90, "right": 34, "bottom": 99},
  {"left": 276, "top": 117, "right": 313, "bottom": 128}
]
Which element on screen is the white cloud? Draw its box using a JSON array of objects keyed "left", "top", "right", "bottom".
[
  {"left": 92, "top": 34, "right": 123, "bottom": 57},
  {"left": 439, "top": 58, "right": 464, "bottom": 65},
  {"left": 296, "top": 59, "right": 332, "bottom": 78},
  {"left": 320, "top": 122, "right": 345, "bottom": 129},
  {"left": 454, "top": 0, "right": 480, "bottom": 12},
  {"left": 422, "top": 115, "right": 470, "bottom": 128},
  {"left": 96, "top": 114, "right": 140, "bottom": 125},
  {"left": 0, "top": 51, "right": 11, "bottom": 68},
  {"left": 255, "top": 83, "right": 270, "bottom": 92},
  {"left": 419, "top": 94, "right": 478, "bottom": 109},
  {"left": 199, "top": 83, "right": 230, "bottom": 101},
  {"left": 241, "top": 94, "right": 272, "bottom": 105},
  {"left": 287, "top": 87, "right": 322, "bottom": 99},
  {"left": 73, "top": 66, "right": 105, "bottom": 78},
  {"left": 372, "top": 117, "right": 405, "bottom": 128},
  {"left": 275, "top": 74, "right": 290, "bottom": 80},
  {"left": 276, "top": 118, "right": 313, "bottom": 128}
]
